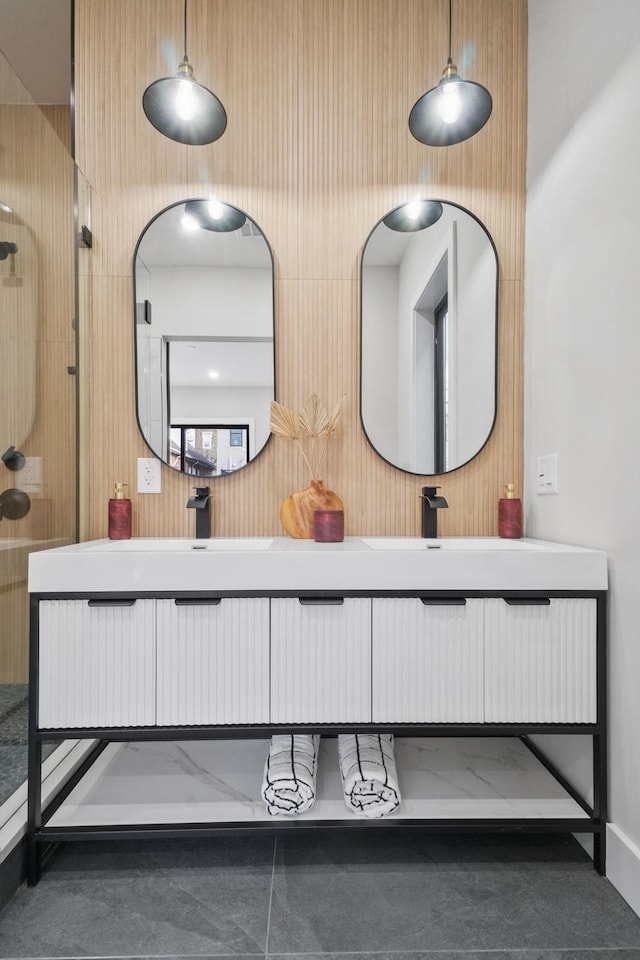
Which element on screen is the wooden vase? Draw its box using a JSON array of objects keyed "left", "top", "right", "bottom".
[{"left": 279, "top": 480, "right": 344, "bottom": 539}]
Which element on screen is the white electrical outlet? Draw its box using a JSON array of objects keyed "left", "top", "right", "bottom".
[
  {"left": 21, "top": 456, "right": 43, "bottom": 494},
  {"left": 536, "top": 453, "right": 559, "bottom": 495},
  {"left": 137, "top": 457, "right": 162, "bottom": 494}
]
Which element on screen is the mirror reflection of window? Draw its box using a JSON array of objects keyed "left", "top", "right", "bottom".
[{"left": 169, "top": 424, "right": 250, "bottom": 476}]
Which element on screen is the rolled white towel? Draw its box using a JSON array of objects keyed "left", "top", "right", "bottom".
[
  {"left": 338, "top": 733, "right": 401, "bottom": 818},
  {"left": 262, "top": 734, "right": 320, "bottom": 816}
]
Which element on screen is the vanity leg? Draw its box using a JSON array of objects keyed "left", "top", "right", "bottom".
[
  {"left": 593, "top": 595, "right": 608, "bottom": 876},
  {"left": 593, "top": 830, "right": 606, "bottom": 876},
  {"left": 27, "top": 736, "right": 42, "bottom": 886},
  {"left": 593, "top": 729, "right": 608, "bottom": 876}
]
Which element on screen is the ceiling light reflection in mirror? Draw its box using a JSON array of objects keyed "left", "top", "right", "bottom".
[
  {"left": 134, "top": 199, "right": 275, "bottom": 477},
  {"left": 361, "top": 199, "right": 497, "bottom": 475}
]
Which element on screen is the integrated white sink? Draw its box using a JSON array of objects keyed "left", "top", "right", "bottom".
[
  {"left": 79, "top": 537, "right": 274, "bottom": 552},
  {"left": 29, "top": 535, "right": 608, "bottom": 594},
  {"left": 361, "top": 537, "right": 547, "bottom": 551}
]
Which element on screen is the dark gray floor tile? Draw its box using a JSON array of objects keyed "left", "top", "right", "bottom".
[
  {"left": 270, "top": 828, "right": 590, "bottom": 866},
  {"left": 267, "top": 952, "right": 640, "bottom": 960},
  {"left": 44, "top": 835, "right": 277, "bottom": 876},
  {"left": 267, "top": 832, "right": 640, "bottom": 955},
  {"left": 0, "top": 838, "right": 275, "bottom": 958}
]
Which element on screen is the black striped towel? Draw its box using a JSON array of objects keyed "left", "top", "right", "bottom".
[
  {"left": 262, "top": 734, "right": 320, "bottom": 816},
  {"left": 338, "top": 733, "right": 401, "bottom": 818}
]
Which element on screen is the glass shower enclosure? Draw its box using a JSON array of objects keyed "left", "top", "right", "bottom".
[{"left": 0, "top": 45, "right": 83, "bottom": 831}]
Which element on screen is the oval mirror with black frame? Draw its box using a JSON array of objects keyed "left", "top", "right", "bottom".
[
  {"left": 134, "top": 199, "right": 275, "bottom": 476},
  {"left": 360, "top": 199, "right": 498, "bottom": 475}
]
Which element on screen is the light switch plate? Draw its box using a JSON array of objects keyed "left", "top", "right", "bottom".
[
  {"left": 536, "top": 453, "right": 558, "bottom": 495},
  {"left": 137, "top": 457, "right": 162, "bottom": 494}
]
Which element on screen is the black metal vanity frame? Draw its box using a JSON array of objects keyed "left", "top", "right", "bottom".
[{"left": 26, "top": 587, "right": 608, "bottom": 885}]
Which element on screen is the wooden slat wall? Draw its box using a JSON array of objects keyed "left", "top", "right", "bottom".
[
  {"left": 75, "top": 0, "right": 526, "bottom": 540},
  {"left": 40, "top": 105, "right": 72, "bottom": 153}
]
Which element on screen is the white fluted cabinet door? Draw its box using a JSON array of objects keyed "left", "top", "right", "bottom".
[
  {"left": 372, "top": 598, "right": 484, "bottom": 723},
  {"left": 38, "top": 599, "right": 156, "bottom": 728},
  {"left": 156, "top": 598, "right": 270, "bottom": 725},
  {"left": 484, "top": 598, "right": 597, "bottom": 723},
  {"left": 270, "top": 598, "right": 371, "bottom": 723}
]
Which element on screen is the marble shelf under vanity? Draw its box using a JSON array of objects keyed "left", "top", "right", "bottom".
[{"left": 47, "top": 736, "right": 589, "bottom": 828}]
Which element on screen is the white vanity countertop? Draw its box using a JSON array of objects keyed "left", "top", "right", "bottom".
[{"left": 28, "top": 536, "right": 608, "bottom": 593}]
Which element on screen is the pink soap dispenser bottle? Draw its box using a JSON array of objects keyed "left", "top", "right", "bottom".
[
  {"left": 108, "top": 482, "right": 132, "bottom": 540},
  {"left": 498, "top": 482, "right": 522, "bottom": 539}
]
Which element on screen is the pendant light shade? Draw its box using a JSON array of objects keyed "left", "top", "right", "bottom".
[
  {"left": 409, "top": 0, "right": 492, "bottom": 147},
  {"left": 143, "top": 0, "right": 227, "bottom": 145},
  {"left": 183, "top": 199, "right": 246, "bottom": 232},
  {"left": 383, "top": 199, "right": 443, "bottom": 232}
]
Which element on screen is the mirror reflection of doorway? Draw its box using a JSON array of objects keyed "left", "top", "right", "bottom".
[
  {"left": 157, "top": 337, "right": 271, "bottom": 476},
  {"left": 433, "top": 294, "right": 449, "bottom": 475},
  {"left": 413, "top": 253, "right": 448, "bottom": 473}
]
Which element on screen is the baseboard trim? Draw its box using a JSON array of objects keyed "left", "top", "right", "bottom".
[{"left": 607, "top": 822, "right": 640, "bottom": 918}]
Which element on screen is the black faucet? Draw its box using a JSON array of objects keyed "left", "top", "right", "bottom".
[
  {"left": 186, "top": 486, "right": 211, "bottom": 539},
  {"left": 420, "top": 486, "right": 448, "bottom": 538}
]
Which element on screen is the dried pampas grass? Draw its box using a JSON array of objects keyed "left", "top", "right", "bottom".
[
  {"left": 270, "top": 401, "right": 300, "bottom": 440},
  {"left": 270, "top": 394, "right": 345, "bottom": 480}
]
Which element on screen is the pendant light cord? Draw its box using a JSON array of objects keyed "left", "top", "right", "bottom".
[
  {"left": 447, "top": 0, "right": 453, "bottom": 65},
  {"left": 183, "top": 0, "right": 189, "bottom": 63}
]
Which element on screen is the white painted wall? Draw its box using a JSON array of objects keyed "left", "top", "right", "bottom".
[
  {"left": 455, "top": 233, "right": 495, "bottom": 466},
  {"left": 150, "top": 266, "right": 272, "bottom": 338},
  {"left": 526, "top": 0, "right": 640, "bottom": 913}
]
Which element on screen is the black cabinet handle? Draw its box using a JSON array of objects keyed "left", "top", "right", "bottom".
[
  {"left": 298, "top": 597, "right": 344, "bottom": 606},
  {"left": 174, "top": 598, "right": 222, "bottom": 606},
  {"left": 87, "top": 599, "right": 136, "bottom": 607},
  {"left": 420, "top": 597, "right": 467, "bottom": 606},
  {"left": 504, "top": 597, "right": 551, "bottom": 606}
]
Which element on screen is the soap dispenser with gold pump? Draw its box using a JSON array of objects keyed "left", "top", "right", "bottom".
[
  {"left": 498, "top": 483, "right": 522, "bottom": 539},
  {"left": 108, "top": 482, "right": 132, "bottom": 540}
]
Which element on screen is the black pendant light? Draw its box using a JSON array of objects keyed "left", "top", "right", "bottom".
[
  {"left": 142, "top": 0, "right": 227, "bottom": 146},
  {"left": 409, "top": 0, "right": 492, "bottom": 147}
]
